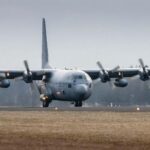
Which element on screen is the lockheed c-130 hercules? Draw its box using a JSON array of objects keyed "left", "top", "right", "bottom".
[{"left": 0, "top": 18, "right": 149, "bottom": 107}]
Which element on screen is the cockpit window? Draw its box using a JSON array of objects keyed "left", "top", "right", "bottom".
[
  {"left": 78, "top": 75, "right": 83, "bottom": 79},
  {"left": 73, "top": 75, "right": 85, "bottom": 80},
  {"left": 72, "top": 74, "right": 87, "bottom": 84}
]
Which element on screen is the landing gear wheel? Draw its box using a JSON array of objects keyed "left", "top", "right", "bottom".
[
  {"left": 42, "top": 101, "right": 50, "bottom": 107},
  {"left": 75, "top": 101, "right": 82, "bottom": 107},
  {"left": 79, "top": 101, "right": 82, "bottom": 107}
]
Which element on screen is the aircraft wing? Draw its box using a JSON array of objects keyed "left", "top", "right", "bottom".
[
  {"left": 0, "top": 68, "right": 148, "bottom": 81},
  {"left": 84, "top": 68, "right": 141, "bottom": 80},
  {"left": 0, "top": 70, "right": 53, "bottom": 80}
]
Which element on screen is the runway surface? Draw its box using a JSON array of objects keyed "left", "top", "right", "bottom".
[
  {"left": 0, "top": 106, "right": 150, "bottom": 112},
  {"left": 0, "top": 106, "right": 150, "bottom": 149}
]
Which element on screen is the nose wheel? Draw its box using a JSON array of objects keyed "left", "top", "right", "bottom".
[{"left": 75, "top": 100, "right": 82, "bottom": 107}]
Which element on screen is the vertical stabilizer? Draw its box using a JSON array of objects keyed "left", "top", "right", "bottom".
[{"left": 42, "top": 18, "right": 50, "bottom": 68}]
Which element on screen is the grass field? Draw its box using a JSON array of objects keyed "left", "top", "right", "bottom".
[{"left": 0, "top": 111, "right": 150, "bottom": 150}]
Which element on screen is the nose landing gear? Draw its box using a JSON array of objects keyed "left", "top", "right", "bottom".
[
  {"left": 40, "top": 95, "right": 52, "bottom": 107},
  {"left": 42, "top": 100, "right": 50, "bottom": 107}
]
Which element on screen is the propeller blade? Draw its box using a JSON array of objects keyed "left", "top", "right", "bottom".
[
  {"left": 109, "top": 81, "right": 116, "bottom": 90},
  {"left": 96, "top": 61, "right": 106, "bottom": 74},
  {"left": 138, "top": 58, "right": 147, "bottom": 73},
  {"left": 111, "top": 65, "right": 120, "bottom": 72},
  {"left": 29, "top": 82, "right": 39, "bottom": 107},
  {"left": 24, "top": 60, "right": 30, "bottom": 74},
  {"left": 97, "top": 61, "right": 104, "bottom": 70},
  {"left": 139, "top": 58, "right": 145, "bottom": 68},
  {"left": 96, "top": 61, "right": 105, "bottom": 79},
  {"left": 108, "top": 81, "right": 113, "bottom": 88},
  {"left": 30, "top": 82, "right": 35, "bottom": 93}
]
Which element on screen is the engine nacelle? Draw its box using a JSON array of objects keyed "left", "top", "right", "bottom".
[
  {"left": 114, "top": 78, "right": 128, "bottom": 87},
  {"left": 0, "top": 79, "right": 10, "bottom": 88}
]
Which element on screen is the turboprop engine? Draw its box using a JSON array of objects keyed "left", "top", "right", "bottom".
[
  {"left": 0, "top": 73, "right": 10, "bottom": 88},
  {"left": 96, "top": 61, "right": 120, "bottom": 83},
  {"left": 114, "top": 78, "right": 128, "bottom": 87},
  {"left": 0, "top": 79, "right": 10, "bottom": 88}
]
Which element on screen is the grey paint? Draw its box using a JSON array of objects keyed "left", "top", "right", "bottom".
[
  {"left": 0, "top": 0, "right": 150, "bottom": 107},
  {"left": 42, "top": 18, "right": 49, "bottom": 69},
  {"left": 37, "top": 19, "right": 93, "bottom": 106}
]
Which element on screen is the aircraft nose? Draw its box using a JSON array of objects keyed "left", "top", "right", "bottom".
[{"left": 75, "top": 84, "right": 88, "bottom": 99}]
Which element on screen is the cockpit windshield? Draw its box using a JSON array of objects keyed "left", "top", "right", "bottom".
[
  {"left": 73, "top": 75, "right": 85, "bottom": 80},
  {"left": 73, "top": 75, "right": 83, "bottom": 79},
  {"left": 72, "top": 74, "right": 87, "bottom": 84}
]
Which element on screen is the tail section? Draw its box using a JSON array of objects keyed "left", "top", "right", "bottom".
[{"left": 42, "top": 18, "right": 51, "bottom": 69}]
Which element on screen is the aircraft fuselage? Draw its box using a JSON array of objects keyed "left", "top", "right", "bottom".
[{"left": 39, "top": 69, "right": 93, "bottom": 102}]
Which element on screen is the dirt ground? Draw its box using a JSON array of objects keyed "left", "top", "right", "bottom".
[{"left": 0, "top": 111, "right": 150, "bottom": 150}]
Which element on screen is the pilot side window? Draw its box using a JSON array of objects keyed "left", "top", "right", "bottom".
[
  {"left": 68, "top": 83, "right": 72, "bottom": 88},
  {"left": 89, "top": 83, "right": 91, "bottom": 88},
  {"left": 78, "top": 75, "right": 83, "bottom": 79}
]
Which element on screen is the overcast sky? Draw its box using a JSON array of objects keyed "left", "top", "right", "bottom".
[{"left": 0, "top": 0, "right": 150, "bottom": 69}]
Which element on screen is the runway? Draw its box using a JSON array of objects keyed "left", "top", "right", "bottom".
[
  {"left": 0, "top": 106, "right": 150, "bottom": 112},
  {"left": 0, "top": 108, "right": 150, "bottom": 150}
]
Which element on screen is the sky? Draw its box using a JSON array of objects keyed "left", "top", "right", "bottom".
[{"left": 0, "top": 0, "right": 150, "bottom": 69}]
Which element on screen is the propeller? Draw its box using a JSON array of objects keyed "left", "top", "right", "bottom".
[
  {"left": 96, "top": 61, "right": 120, "bottom": 89},
  {"left": 96, "top": 61, "right": 120, "bottom": 83},
  {"left": 23, "top": 60, "right": 39, "bottom": 106},
  {"left": 24, "top": 60, "right": 30, "bottom": 74},
  {"left": 96, "top": 61, "right": 110, "bottom": 82},
  {"left": 97, "top": 61, "right": 106, "bottom": 74},
  {"left": 111, "top": 65, "right": 120, "bottom": 73},
  {"left": 138, "top": 58, "right": 149, "bottom": 81},
  {"left": 23, "top": 60, "right": 32, "bottom": 83},
  {"left": 14, "top": 60, "right": 46, "bottom": 106},
  {"left": 139, "top": 58, "right": 146, "bottom": 72}
]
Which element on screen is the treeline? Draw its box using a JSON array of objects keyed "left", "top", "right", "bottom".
[
  {"left": 88, "top": 78, "right": 150, "bottom": 106},
  {"left": 0, "top": 78, "right": 150, "bottom": 106}
]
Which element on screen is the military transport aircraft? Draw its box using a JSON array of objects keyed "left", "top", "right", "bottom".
[{"left": 0, "top": 18, "right": 149, "bottom": 107}]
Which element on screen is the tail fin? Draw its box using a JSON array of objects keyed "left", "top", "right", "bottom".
[{"left": 42, "top": 18, "right": 50, "bottom": 69}]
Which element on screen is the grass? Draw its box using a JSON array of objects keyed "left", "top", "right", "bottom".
[{"left": 0, "top": 111, "right": 150, "bottom": 149}]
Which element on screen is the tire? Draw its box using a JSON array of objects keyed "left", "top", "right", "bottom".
[
  {"left": 42, "top": 101, "right": 50, "bottom": 107},
  {"left": 78, "top": 101, "right": 82, "bottom": 107},
  {"left": 75, "top": 100, "right": 82, "bottom": 107}
]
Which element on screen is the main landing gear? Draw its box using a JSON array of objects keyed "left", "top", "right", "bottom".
[
  {"left": 75, "top": 100, "right": 82, "bottom": 107},
  {"left": 42, "top": 100, "right": 51, "bottom": 107}
]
